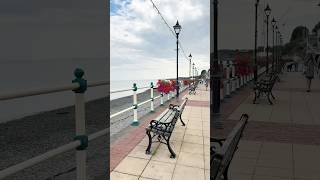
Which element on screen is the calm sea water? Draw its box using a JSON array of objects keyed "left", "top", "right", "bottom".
[
  {"left": 0, "top": 58, "right": 107, "bottom": 123},
  {"left": 110, "top": 79, "right": 158, "bottom": 100}
]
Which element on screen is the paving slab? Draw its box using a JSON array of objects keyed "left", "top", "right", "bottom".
[
  {"left": 111, "top": 85, "right": 210, "bottom": 179},
  {"left": 214, "top": 72, "right": 320, "bottom": 180}
]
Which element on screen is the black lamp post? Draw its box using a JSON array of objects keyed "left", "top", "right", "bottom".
[
  {"left": 279, "top": 32, "right": 282, "bottom": 67},
  {"left": 192, "top": 62, "right": 195, "bottom": 83},
  {"left": 271, "top": 17, "right": 276, "bottom": 71},
  {"left": 254, "top": 0, "right": 260, "bottom": 82},
  {"left": 212, "top": 0, "right": 220, "bottom": 114},
  {"left": 173, "top": 21, "right": 181, "bottom": 98},
  {"left": 275, "top": 26, "right": 279, "bottom": 70},
  {"left": 264, "top": 4, "right": 271, "bottom": 73},
  {"left": 189, "top": 53, "right": 192, "bottom": 82}
]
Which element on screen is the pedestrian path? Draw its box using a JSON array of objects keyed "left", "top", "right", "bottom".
[
  {"left": 110, "top": 85, "right": 210, "bottom": 180},
  {"left": 220, "top": 71, "right": 320, "bottom": 180}
]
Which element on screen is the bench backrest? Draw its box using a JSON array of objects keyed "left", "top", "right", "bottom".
[
  {"left": 154, "top": 106, "right": 180, "bottom": 133},
  {"left": 211, "top": 114, "right": 249, "bottom": 180},
  {"left": 177, "top": 98, "right": 188, "bottom": 116},
  {"left": 157, "top": 108, "right": 177, "bottom": 123}
]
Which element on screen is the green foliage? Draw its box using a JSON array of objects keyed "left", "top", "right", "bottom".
[
  {"left": 312, "top": 21, "right": 320, "bottom": 33},
  {"left": 290, "top": 26, "right": 309, "bottom": 42}
]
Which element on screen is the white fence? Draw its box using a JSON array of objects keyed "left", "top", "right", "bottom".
[
  {"left": 0, "top": 68, "right": 108, "bottom": 180},
  {"left": 110, "top": 80, "right": 191, "bottom": 126},
  {"left": 219, "top": 62, "right": 271, "bottom": 101}
]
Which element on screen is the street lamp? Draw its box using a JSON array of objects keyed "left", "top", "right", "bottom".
[
  {"left": 188, "top": 53, "right": 192, "bottom": 81},
  {"left": 254, "top": 0, "right": 260, "bottom": 82},
  {"left": 192, "top": 62, "right": 195, "bottom": 84},
  {"left": 173, "top": 20, "right": 181, "bottom": 98},
  {"left": 264, "top": 4, "right": 271, "bottom": 73},
  {"left": 275, "top": 26, "right": 279, "bottom": 70},
  {"left": 212, "top": 0, "right": 220, "bottom": 114},
  {"left": 271, "top": 17, "right": 276, "bottom": 71}
]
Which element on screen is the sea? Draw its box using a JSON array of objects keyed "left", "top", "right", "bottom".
[
  {"left": 0, "top": 58, "right": 107, "bottom": 123},
  {"left": 110, "top": 79, "right": 158, "bottom": 100}
]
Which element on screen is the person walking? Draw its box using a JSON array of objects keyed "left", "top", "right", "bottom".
[
  {"left": 304, "top": 52, "right": 316, "bottom": 92},
  {"left": 205, "top": 80, "right": 208, "bottom": 91}
]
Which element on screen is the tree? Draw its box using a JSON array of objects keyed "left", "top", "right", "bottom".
[
  {"left": 290, "top": 26, "right": 309, "bottom": 42},
  {"left": 312, "top": 21, "right": 320, "bottom": 34}
]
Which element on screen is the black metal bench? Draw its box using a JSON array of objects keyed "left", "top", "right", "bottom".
[
  {"left": 211, "top": 114, "right": 249, "bottom": 180},
  {"left": 145, "top": 98, "right": 188, "bottom": 158},
  {"left": 189, "top": 82, "right": 198, "bottom": 95},
  {"left": 253, "top": 72, "right": 278, "bottom": 105}
]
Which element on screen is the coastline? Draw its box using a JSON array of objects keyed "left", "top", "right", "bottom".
[
  {"left": 0, "top": 97, "right": 108, "bottom": 180},
  {"left": 0, "top": 88, "right": 162, "bottom": 179}
]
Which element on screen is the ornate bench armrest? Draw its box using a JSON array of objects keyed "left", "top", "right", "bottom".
[
  {"left": 169, "top": 104, "right": 179, "bottom": 109},
  {"left": 210, "top": 138, "right": 226, "bottom": 146}
]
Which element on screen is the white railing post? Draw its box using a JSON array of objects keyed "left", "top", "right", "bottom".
[
  {"left": 220, "top": 83, "right": 224, "bottom": 101},
  {"left": 231, "top": 63, "right": 236, "bottom": 92},
  {"left": 236, "top": 75, "right": 240, "bottom": 89},
  {"left": 72, "top": 68, "right": 88, "bottom": 180},
  {"left": 131, "top": 83, "right": 139, "bottom": 126},
  {"left": 226, "top": 61, "right": 231, "bottom": 97},
  {"left": 160, "top": 93, "right": 164, "bottom": 106},
  {"left": 240, "top": 75, "right": 243, "bottom": 87},
  {"left": 150, "top": 82, "right": 154, "bottom": 112}
]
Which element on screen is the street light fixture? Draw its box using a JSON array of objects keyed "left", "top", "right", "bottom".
[
  {"left": 271, "top": 17, "right": 276, "bottom": 71},
  {"left": 264, "top": 4, "right": 271, "bottom": 73},
  {"left": 173, "top": 20, "right": 181, "bottom": 98}
]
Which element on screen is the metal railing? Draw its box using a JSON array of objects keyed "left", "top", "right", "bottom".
[
  {"left": 110, "top": 81, "right": 190, "bottom": 126},
  {"left": 0, "top": 68, "right": 108, "bottom": 180},
  {"left": 219, "top": 62, "right": 271, "bottom": 101}
]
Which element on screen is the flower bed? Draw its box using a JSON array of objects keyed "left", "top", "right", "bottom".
[{"left": 157, "top": 80, "right": 176, "bottom": 94}]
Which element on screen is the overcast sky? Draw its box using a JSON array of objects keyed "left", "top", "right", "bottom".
[
  {"left": 218, "top": 0, "right": 320, "bottom": 49},
  {"left": 110, "top": 0, "right": 210, "bottom": 81},
  {"left": 0, "top": 0, "right": 107, "bottom": 61}
]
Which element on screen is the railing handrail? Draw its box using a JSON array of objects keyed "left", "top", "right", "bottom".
[
  {"left": 110, "top": 84, "right": 189, "bottom": 119},
  {"left": 0, "top": 68, "right": 110, "bottom": 180},
  {"left": 0, "top": 128, "right": 108, "bottom": 179},
  {"left": 0, "top": 81, "right": 109, "bottom": 101}
]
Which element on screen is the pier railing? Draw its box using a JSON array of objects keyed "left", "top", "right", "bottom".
[
  {"left": 0, "top": 68, "right": 108, "bottom": 180},
  {"left": 110, "top": 80, "right": 190, "bottom": 126},
  {"left": 219, "top": 62, "right": 272, "bottom": 101}
]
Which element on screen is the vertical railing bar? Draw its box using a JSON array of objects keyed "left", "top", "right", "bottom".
[{"left": 131, "top": 83, "right": 139, "bottom": 126}]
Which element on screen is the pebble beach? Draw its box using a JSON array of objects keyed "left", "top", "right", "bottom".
[{"left": 0, "top": 88, "right": 165, "bottom": 179}]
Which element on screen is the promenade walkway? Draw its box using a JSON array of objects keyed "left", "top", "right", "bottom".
[
  {"left": 110, "top": 84, "right": 210, "bottom": 180},
  {"left": 214, "top": 71, "right": 320, "bottom": 180}
]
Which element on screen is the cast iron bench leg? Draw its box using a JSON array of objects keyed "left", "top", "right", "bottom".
[
  {"left": 223, "top": 162, "right": 231, "bottom": 180},
  {"left": 267, "top": 92, "right": 273, "bottom": 105},
  {"left": 166, "top": 136, "right": 176, "bottom": 158},
  {"left": 179, "top": 115, "right": 185, "bottom": 126},
  {"left": 253, "top": 90, "right": 257, "bottom": 104},
  {"left": 271, "top": 92, "right": 275, "bottom": 99},
  {"left": 145, "top": 130, "right": 152, "bottom": 154}
]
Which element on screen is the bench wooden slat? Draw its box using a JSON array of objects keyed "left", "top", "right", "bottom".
[{"left": 211, "top": 114, "right": 249, "bottom": 180}]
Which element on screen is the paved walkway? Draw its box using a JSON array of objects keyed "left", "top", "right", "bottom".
[
  {"left": 218, "top": 71, "right": 320, "bottom": 180},
  {"left": 110, "top": 85, "right": 210, "bottom": 180}
]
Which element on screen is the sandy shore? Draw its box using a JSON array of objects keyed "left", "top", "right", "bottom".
[{"left": 0, "top": 88, "right": 168, "bottom": 179}]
